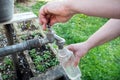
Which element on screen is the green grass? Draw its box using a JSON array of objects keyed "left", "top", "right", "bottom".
[
  {"left": 53, "top": 14, "right": 120, "bottom": 80},
  {"left": 32, "top": 1, "right": 46, "bottom": 15},
  {"left": 16, "top": 1, "right": 120, "bottom": 80},
  {"left": 80, "top": 40, "right": 120, "bottom": 80},
  {"left": 53, "top": 14, "right": 108, "bottom": 44},
  {"left": 15, "top": 3, "right": 31, "bottom": 12},
  {"left": 15, "top": 1, "right": 46, "bottom": 13}
]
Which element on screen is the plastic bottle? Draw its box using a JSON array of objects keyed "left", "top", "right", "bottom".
[{"left": 58, "top": 48, "right": 81, "bottom": 80}]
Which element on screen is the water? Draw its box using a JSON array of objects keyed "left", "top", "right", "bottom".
[
  {"left": 63, "top": 65, "right": 81, "bottom": 80},
  {"left": 58, "top": 48, "right": 81, "bottom": 80}
]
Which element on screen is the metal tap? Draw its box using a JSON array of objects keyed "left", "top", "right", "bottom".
[
  {"left": 46, "top": 24, "right": 65, "bottom": 49},
  {"left": 0, "top": 24, "right": 65, "bottom": 57}
]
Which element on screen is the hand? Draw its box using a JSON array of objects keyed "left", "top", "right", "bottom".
[
  {"left": 39, "top": 0, "right": 75, "bottom": 30},
  {"left": 67, "top": 42, "right": 90, "bottom": 66}
]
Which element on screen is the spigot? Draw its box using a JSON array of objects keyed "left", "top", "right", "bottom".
[
  {"left": 45, "top": 24, "right": 65, "bottom": 49},
  {"left": 54, "top": 34, "right": 65, "bottom": 49}
]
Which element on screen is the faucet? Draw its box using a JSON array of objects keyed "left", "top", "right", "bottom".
[
  {"left": 46, "top": 24, "right": 65, "bottom": 49},
  {"left": 0, "top": 24, "right": 65, "bottom": 57}
]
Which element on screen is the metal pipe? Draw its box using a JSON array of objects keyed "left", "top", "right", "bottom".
[
  {"left": 4, "top": 24, "right": 18, "bottom": 79},
  {"left": 0, "top": 38, "right": 49, "bottom": 57},
  {"left": 0, "top": 24, "right": 65, "bottom": 57}
]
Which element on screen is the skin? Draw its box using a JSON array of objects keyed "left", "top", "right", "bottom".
[
  {"left": 39, "top": 0, "right": 74, "bottom": 29},
  {"left": 68, "top": 19, "right": 120, "bottom": 66},
  {"left": 39, "top": 0, "right": 120, "bottom": 66}
]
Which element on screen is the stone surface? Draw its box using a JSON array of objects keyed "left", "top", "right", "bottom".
[
  {"left": 30, "top": 65, "right": 70, "bottom": 80},
  {"left": 0, "top": 12, "right": 37, "bottom": 26}
]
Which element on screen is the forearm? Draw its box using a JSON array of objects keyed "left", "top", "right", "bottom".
[
  {"left": 67, "top": 0, "right": 120, "bottom": 18},
  {"left": 86, "top": 19, "right": 120, "bottom": 50}
]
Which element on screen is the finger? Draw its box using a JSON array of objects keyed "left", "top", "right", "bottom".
[
  {"left": 43, "top": 23, "right": 46, "bottom": 30},
  {"left": 40, "top": 16, "right": 47, "bottom": 25},
  {"left": 67, "top": 44, "right": 75, "bottom": 52},
  {"left": 50, "top": 15, "right": 60, "bottom": 26},
  {"left": 39, "top": 6, "right": 44, "bottom": 25},
  {"left": 50, "top": 18, "right": 57, "bottom": 26},
  {"left": 39, "top": 12, "right": 43, "bottom": 25},
  {"left": 39, "top": 13, "right": 43, "bottom": 25},
  {"left": 46, "top": 15, "right": 51, "bottom": 22},
  {"left": 50, "top": 16, "right": 64, "bottom": 25},
  {"left": 39, "top": 19, "right": 43, "bottom": 25},
  {"left": 39, "top": 5, "right": 47, "bottom": 26},
  {"left": 40, "top": 14, "right": 47, "bottom": 29},
  {"left": 74, "top": 55, "right": 80, "bottom": 67}
]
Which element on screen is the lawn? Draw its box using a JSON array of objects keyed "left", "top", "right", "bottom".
[{"left": 16, "top": 1, "right": 120, "bottom": 80}]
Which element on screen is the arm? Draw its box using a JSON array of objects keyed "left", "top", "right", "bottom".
[
  {"left": 39, "top": 0, "right": 120, "bottom": 28},
  {"left": 68, "top": 19, "right": 120, "bottom": 66},
  {"left": 86, "top": 19, "right": 120, "bottom": 49},
  {"left": 68, "top": 0, "right": 120, "bottom": 18}
]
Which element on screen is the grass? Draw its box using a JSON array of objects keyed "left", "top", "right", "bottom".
[
  {"left": 16, "top": 1, "right": 120, "bottom": 80},
  {"left": 53, "top": 14, "right": 108, "bottom": 44},
  {"left": 53, "top": 14, "right": 120, "bottom": 80}
]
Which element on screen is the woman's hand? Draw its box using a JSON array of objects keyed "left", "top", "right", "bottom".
[
  {"left": 39, "top": 0, "right": 75, "bottom": 30},
  {"left": 67, "top": 42, "right": 90, "bottom": 66}
]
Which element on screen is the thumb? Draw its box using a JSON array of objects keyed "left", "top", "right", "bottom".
[{"left": 67, "top": 44, "right": 75, "bottom": 52}]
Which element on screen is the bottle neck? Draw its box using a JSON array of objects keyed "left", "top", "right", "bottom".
[
  {"left": 58, "top": 48, "right": 72, "bottom": 58},
  {"left": 58, "top": 48, "right": 67, "bottom": 57}
]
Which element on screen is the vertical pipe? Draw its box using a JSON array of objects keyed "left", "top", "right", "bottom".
[{"left": 4, "top": 24, "right": 18, "bottom": 79}]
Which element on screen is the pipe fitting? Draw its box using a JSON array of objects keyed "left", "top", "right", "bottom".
[
  {"left": 45, "top": 27, "right": 65, "bottom": 49},
  {"left": 54, "top": 34, "right": 65, "bottom": 49}
]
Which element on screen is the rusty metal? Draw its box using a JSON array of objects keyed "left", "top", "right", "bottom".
[
  {"left": 4, "top": 24, "right": 18, "bottom": 79},
  {"left": 4, "top": 24, "right": 14, "bottom": 45},
  {"left": 46, "top": 24, "right": 65, "bottom": 49},
  {"left": 0, "top": 22, "right": 67, "bottom": 80},
  {"left": 54, "top": 34, "right": 65, "bottom": 49},
  {"left": 0, "top": 38, "right": 49, "bottom": 57},
  {"left": 0, "top": 27, "right": 65, "bottom": 57}
]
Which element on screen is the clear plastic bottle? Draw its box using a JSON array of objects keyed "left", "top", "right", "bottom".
[{"left": 58, "top": 48, "right": 81, "bottom": 80}]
